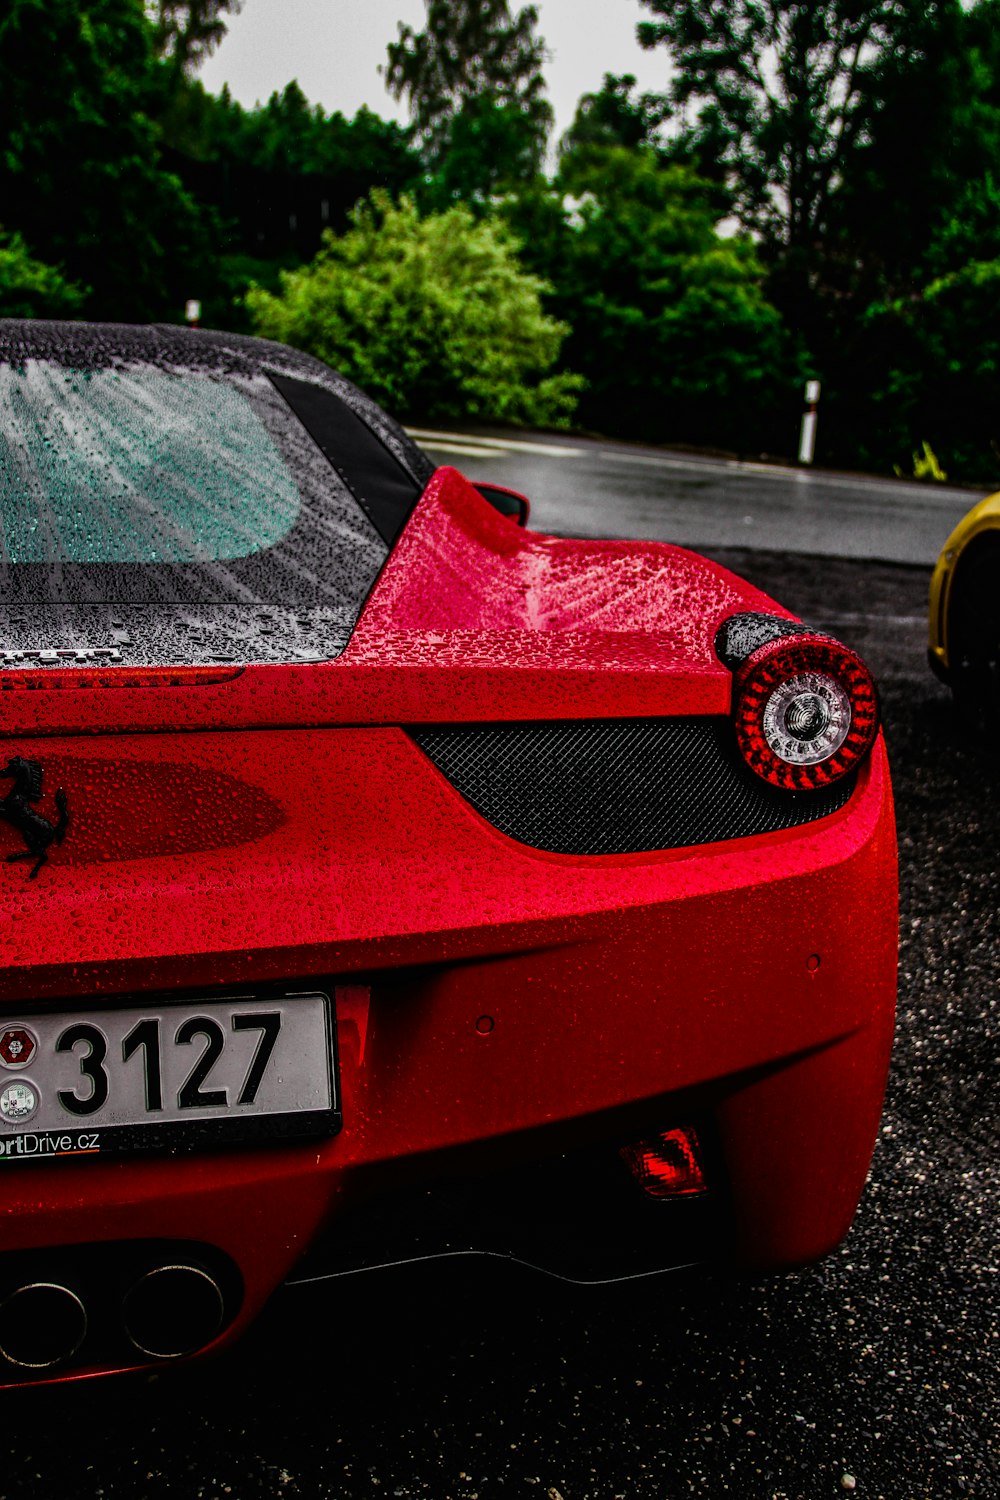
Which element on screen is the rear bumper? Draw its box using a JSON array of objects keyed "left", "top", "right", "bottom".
[
  {"left": 288, "top": 1125, "right": 728, "bottom": 1288},
  {"left": 0, "top": 738, "right": 897, "bottom": 1381}
]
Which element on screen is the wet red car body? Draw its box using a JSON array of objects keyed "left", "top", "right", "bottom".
[{"left": 0, "top": 322, "right": 897, "bottom": 1386}]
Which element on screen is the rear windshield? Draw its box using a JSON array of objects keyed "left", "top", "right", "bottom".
[
  {"left": 0, "top": 359, "right": 395, "bottom": 665},
  {"left": 1, "top": 363, "right": 300, "bottom": 564}
]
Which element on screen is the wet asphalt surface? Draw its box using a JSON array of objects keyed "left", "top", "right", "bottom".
[
  {"left": 415, "top": 429, "right": 981, "bottom": 565},
  {"left": 1, "top": 551, "right": 997, "bottom": 1500}
]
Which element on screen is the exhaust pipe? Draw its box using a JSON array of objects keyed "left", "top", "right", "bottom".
[
  {"left": 0, "top": 1283, "right": 87, "bottom": 1369},
  {"left": 122, "top": 1263, "right": 225, "bottom": 1360}
]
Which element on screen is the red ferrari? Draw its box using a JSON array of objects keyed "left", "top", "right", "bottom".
[{"left": 0, "top": 321, "right": 897, "bottom": 1386}]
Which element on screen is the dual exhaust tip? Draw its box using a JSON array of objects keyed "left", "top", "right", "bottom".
[{"left": 0, "top": 1264, "right": 225, "bottom": 1370}]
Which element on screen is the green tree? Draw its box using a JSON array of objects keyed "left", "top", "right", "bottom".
[
  {"left": 421, "top": 95, "right": 547, "bottom": 207},
  {"left": 559, "top": 73, "right": 671, "bottom": 157},
  {"left": 201, "top": 83, "right": 415, "bottom": 184},
  {"left": 927, "top": 176, "right": 1000, "bottom": 278},
  {"left": 148, "top": 0, "right": 242, "bottom": 74},
  {"left": 822, "top": 1, "right": 988, "bottom": 299},
  {"left": 246, "top": 191, "right": 582, "bottom": 426},
  {"left": 540, "top": 147, "right": 791, "bottom": 446},
  {"left": 162, "top": 77, "right": 415, "bottom": 189},
  {"left": 786, "top": 0, "right": 1000, "bottom": 473},
  {"left": 0, "top": 0, "right": 216, "bottom": 319},
  {"left": 636, "top": 0, "right": 956, "bottom": 255},
  {"left": 855, "top": 259, "right": 1000, "bottom": 482},
  {"left": 385, "top": 0, "right": 553, "bottom": 183},
  {"left": 158, "top": 78, "right": 419, "bottom": 311},
  {"left": 0, "top": 231, "right": 88, "bottom": 318}
]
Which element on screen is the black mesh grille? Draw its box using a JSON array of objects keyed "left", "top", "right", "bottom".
[{"left": 412, "top": 719, "right": 855, "bottom": 855}]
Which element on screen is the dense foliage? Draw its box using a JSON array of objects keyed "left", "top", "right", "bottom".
[
  {"left": 0, "top": 232, "right": 88, "bottom": 319},
  {"left": 636, "top": 0, "right": 942, "bottom": 253},
  {"left": 0, "top": 0, "right": 213, "bottom": 319},
  {"left": 161, "top": 80, "right": 418, "bottom": 311},
  {"left": 559, "top": 73, "right": 671, "bottom": 157},
  {"left": 2, "top": 0, "right": 1000, "bottom": 479},
  {"left": 510, "top": 149, "right": 791, "bottom": 445},
  {"left": 246, "top": 193, "right": 582, "bottom": 426},
  {"left": 637, "top": 0, "right": 1000, "bottom": 478},
  {"left": 857, "top": 260, "right": 1000, "bottom": 478}
]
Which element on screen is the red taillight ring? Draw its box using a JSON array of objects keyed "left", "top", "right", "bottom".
[{"left": 733, "top": 634, "right": 879, "bottom": 790}]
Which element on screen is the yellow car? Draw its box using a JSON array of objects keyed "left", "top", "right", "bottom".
[{"left": 930, "top": 491, "right": 1000, "bottom": 725}]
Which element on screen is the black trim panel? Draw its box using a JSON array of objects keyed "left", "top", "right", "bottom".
[
  {"left": 270, "top": 372, "right": 422, "bottom": 545},
  {"left": 412, "top": 718, "right": 855, "bottom": 855}
]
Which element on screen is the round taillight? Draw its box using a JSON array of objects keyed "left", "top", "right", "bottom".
[{"left": 733, "top": 635, "right": 879, "bottom": 789}]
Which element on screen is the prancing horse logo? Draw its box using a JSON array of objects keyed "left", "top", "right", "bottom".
[{"left": 0, "top": 757, "right": 69, "bottom": 878}]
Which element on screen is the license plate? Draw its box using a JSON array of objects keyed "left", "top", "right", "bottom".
[{"left": 0, "top": 992, "right": 338, "bottom": 1162}]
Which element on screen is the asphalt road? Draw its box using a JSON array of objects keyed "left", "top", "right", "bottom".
[
  {"left": 1, "top": 554, "right": 997, "bottom": 1496},
  {"left": 409, "top": 427, "right": 985, "bottom": 566}
]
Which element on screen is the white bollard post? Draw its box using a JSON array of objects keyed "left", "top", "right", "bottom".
[{"left": 798, "top": 379, "right": 821, "bottom": 464}]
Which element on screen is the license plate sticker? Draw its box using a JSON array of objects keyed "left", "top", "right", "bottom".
[{"left": 0, "top": 992, "right": 338, "bottom": 1161}]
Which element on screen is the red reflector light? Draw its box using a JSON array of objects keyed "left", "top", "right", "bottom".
[
  {"left": 733, "top": 634, "right": 878, "bottom": 790},
  {"left": 0, "top": 667, "right": 241, "bottom": 691},
  {"left": 620, "top": 1126, "right": 707, "bottom": 1199}
]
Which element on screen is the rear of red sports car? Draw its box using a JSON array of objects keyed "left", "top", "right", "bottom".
[{"left": 0, "top": 322, "right": 896, "bottom": 1386}]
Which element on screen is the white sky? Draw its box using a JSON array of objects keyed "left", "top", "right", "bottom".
[{"left": 198, "top": 0, "right": 671, "bottom": 144}]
